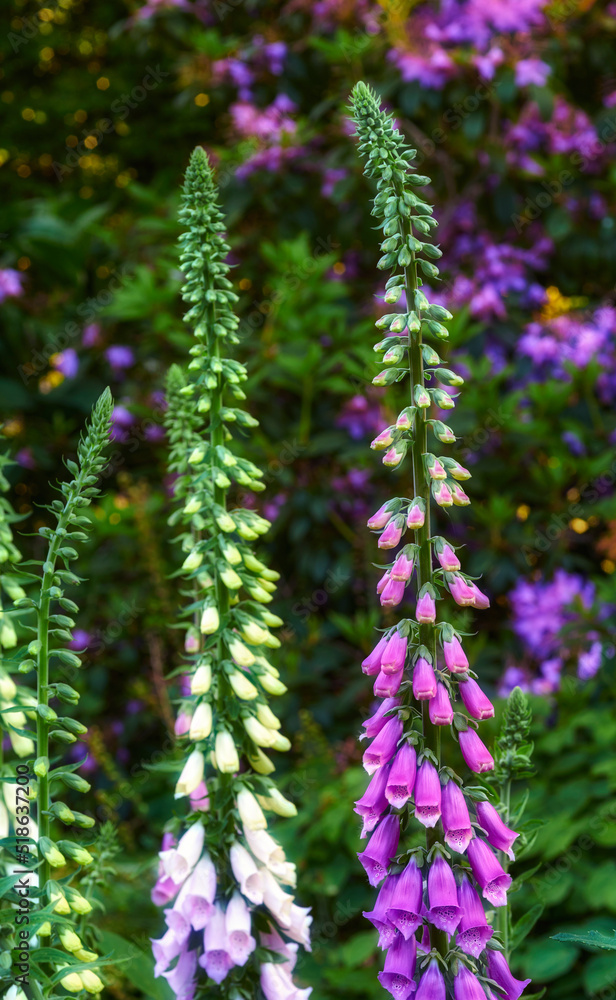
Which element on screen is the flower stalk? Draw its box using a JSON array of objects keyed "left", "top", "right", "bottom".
[{"left": 350, "top": 82, "right": 531, "bottom": 997}]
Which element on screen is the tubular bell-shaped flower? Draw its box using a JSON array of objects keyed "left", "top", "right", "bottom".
[
  {"left": 152, "top": 147, "right": 310, "bottom": 997},
  {"left": 349, "top": 83, "right": 529, "bottom": 995}
]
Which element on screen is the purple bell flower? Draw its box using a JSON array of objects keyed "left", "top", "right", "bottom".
[
  {"left": 429, "top": 683, "right": 453, "bottom": 725},
  {"left": 467, "top": 838, "right": 512, "bottom": 907},
  {"left": 361, "top": 698, "right": 400, "bottom": 740},
  {"left": 355, "top": 763, "right": 391, "bottom": 837},
  {"left": 454, "top": 964, "right": 489, "bottom": 1000},
  {"left": 381, "top": 632, "right": 408, "bottom": 674},
  {"left": 385, "top": 743, "right": 417, "bottom": 809},
  {"left": 377, "top": 932, "right": 417, "bottom": 1000},
  {"left": 458, "top": 677, "right": 494, "bottom": 720},
  {"left": 414, "top": 759, "right": 441, "bottom": 828},
  {"left": 441, "top": 780, "right": 472, "bottom": 853},
  {"left": 375, "top": 668, "right": 404, "bottom": 698},
  {"left": 363, "top": 717, "right": 403, "bottom": 775},
  {"left": 412, "top": 657, "right": 437, "bottom": 700},
  {"left": 363, "top": 873, "right": 399, "bottom": 949},
  {"left": 475, "top": 801, "right": 519, "bottom": 860},
  {"left": 426, "top": 856, "right": 461, "bottom": 934},
  {"left": 357, "top": 815, "right": 400, "bottom": 886},
  {"left": 456, "top": 876, "right": 494, "bottom": 958},
  {"left": 416, "top": 960, "right": 446, "bottom": 1000},
  {"left": 362, "top": 635, "right": 388, "bottom": 675},
  {"left": 458, "top": 729, "right": 494, "bottom": 773},
  {"left": 486, "top": 949, "right": 532, "bottom": 1000},
  {"left": 386, "top": 857, "right": 423, "bottom": 940}
]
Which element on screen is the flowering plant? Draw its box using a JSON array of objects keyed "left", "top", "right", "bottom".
[
  {"left": 349, "top": 82, "right": 531, "bottom": 999},
  {"left": 150, "top": 147, "right": 311, "bottom": 1000}
]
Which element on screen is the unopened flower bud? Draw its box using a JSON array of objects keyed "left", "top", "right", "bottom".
[
  {"left": 189, "top": 702, "right": 212, "bottom": 741},
  {"left": 200, "top": 606, "right": 219, "bottom": 635},
  {"left": 407, "top": 500, "right": 425, "bottom": 529},
  {"left": 191, "top": 662, "right": 212, "bottom": 695},
  {"left": 60, "top": 973, "right": 83, "bottom": 993},
  {"left": 39, "top": 837, "right": 66, "bottom": 868},
  {"left": 237, "top": 788, "right": 267, "bottom": 830},
  {"left": 244, "top": 715, "right": 276, "bottom": 747},
  {"left": 370, "top": 427, "right": 395, "bottom": 451},
  {"left": 383, "top": 442, "right": 407, "bottom": 467},
  {"left": 248, "top": 747, "right": 276, "bottom": 774},
  {"left": 414, "top": 384, "right": 430, "bottom": 408},
  {"left": 80, "top": 970, "right": 104, "bottom": 994},
  {"left": 60, "top": 928, "right": 82, "bottom": 953},
  {"left": 229, "top": 671, "right": 259, "bottom": 700},
  {"left": 228, "top": 638, "right": 255, "bottom": 666},
  {"left": 175, "top": 749, "right": 205, "bottom": 797},
  {"left": 256, "top": 703, "right": 281, "bottom": 730},
  {"left": 215, "top": 731, "right": 239, "bottom": 773},
  {"left": 182, "top": 549, "right": 203, "bottom": 572}
]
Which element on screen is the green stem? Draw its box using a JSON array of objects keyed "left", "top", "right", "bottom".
[
  {"left": 497, "top": 777, "right": 512, "bottom": 958},
  {"left": 400, "top": 203, "right": 448, "bottom": 958}
]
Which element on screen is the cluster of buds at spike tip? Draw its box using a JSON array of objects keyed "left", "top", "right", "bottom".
[
  {"left": 349, "top": 83, "right": 530, "bottom": 999},
  {"left": 0, "top": 393, "right": 113, "bottom": 996},
  {"left": 153, "top": 148, "right": 311, "bottom": 1000}
]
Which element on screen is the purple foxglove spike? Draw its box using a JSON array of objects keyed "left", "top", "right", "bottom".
[
  {"left": 458, "top": 677, "right": 494, "bottom": 720},
  {"left": 381, "top": 577, "right": 406, "bottom": 608},
  {"left": 377, "top": 571, "right": 389, "bottom": 595},
  {"left": 368, "top": 503, "right": 394, "bottom": 530},
  {"left": 429, "top": 683, "right": 454, "bottom": 726},
  {"left": 448, "top": 574, "right": 475, "bottom": 607},
  {"left": 441, "top": 780, "right": 473, "bottom": 854},
  {"left": 443, "top": 635, "right": 469, "bottom": 673},
  {"left": 381, "top": 633, "right": 408, "bottom": 674},
  {"left": 199, "top": 905, "right": 234, "bottom": 983},
  {"left": 361, "top": 698, "right": 401, "bottom": 740},
  {"left": 486, "top": 949, "right": 532, "bottom": 1000},
  {"left": 355, "top": 761, "right": 391, "bottom": 837},
  {"left": 379, "top": 518, "right": 404, "bottom": 549},
  {"left": 416, "top": 592, "right": 436, "bottom": 623},
  {"left": 414, "top": 759, "right": 441, "bottom": 828},
  {"left": 407, "top": 502, "right": 425, "bottom": 529},
  {"left": 385, "top": 743, "right": 417, "bottom": 809},
  {"left": 357, "top": 814, "right": 400, "bottom": 886},
  {"left": 362, "top": 635, "right": 388, "bottom": 676},
  {"left": 469, "top": 581, "right": 490, "bottom": 609},
  {"left": 386, "top": 857, "right": 423, "bottom": 939},
  {"left": 412, "top": 657, "right": 437, "bottom": 700},
  {"left": 467, "top": 838, "right": 512, "bottom": 907},
  {"left": 475, "top": 801, "right": 519, "bottom": 860},
  {"left": 427, "top": 855, "right": 461, "bottom": 934},
  {"left": 391, "top": 551, "right": 414, "bottom": 581},
  {"left": 162, "top": 947, "right": 198, "bottom": 999},
  {"left": 374, "top": 668, "right": 404, "bottom": 699},
  {"left": 225, "top": 892, "right": 257, "bottom": 966},
  {"left": 377, "top": 931, "right": 417, "bottom": 1000},
  {"left": 416, "top": 960, "right": 446, "bottom": 1000},
  {"left": 436, "top": 543, "right": 460, "bottom": 572},
  {"left": 459, "top": 729, "right": 494, "bottom": 773},
  {"left": 363, "top": 872, "right": 399, "bottom": 949},
  {"left": 456, "top": 876, "right": 494, "bottom": 958},
  {"left": 454, "top": 964, "right": 489, "bottom": 1000}
]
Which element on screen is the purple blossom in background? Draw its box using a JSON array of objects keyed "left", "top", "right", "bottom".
[
  {"left": 106, "top": 344, "right": 136, "bottom": 372},
  {"left": 561, "top": 430, "right": 586, "bottom": 456},
  {"left": 52, "top": 349, "right": 79, "bottom": 378},
  {"left": 321, "top": 167, "right": 347, "bottom": 199},
  {"left": 231, "top": 100, "right": 296, "bottom": 141},
  {"left": 82, "top": 323, "right": 101, "bottom": 346},
  {"left": 111, "top": 405, "right": 136, "bottom": 442},
  {"left": 336, "top": 394, "right": 384, "bottom": 440},
  {"left": 515, "top": 58, "right": 551, "bottom": 88},
  {"left": 69, "top": 629, "right": 92, "bottom": 651},
  {"left": 263, "top": 42, "right": 287, "bottom": 74},
  {"left": 0, "top": 268, "right": 24, "bottom": 302}
]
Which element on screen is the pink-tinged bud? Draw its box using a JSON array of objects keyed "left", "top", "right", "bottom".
[
  {"left": 378, "top": 517, "right": 404, "bottom": 549},
  {"left": 377, "top": 571, "right": 389, "bottom": 595},
  {"left": 457, "top": 876, "right": 493, "bottom": 957},
  {"left": 374, "top": 668, "right": 403, "bottom": 699},
  {"left": 354, "top": 762, "right": 391, "bottom": 837},
  {"left": 459, "top": 729, "right": 494, "bottom": 773},
  {"left": 380, "top": 577, "right": 406, "bottom": 608},
  {"left": 363, "top": 873, "right": 399, "bottom": 949},
  {"left": 416, "top": 591, "right": 436, "bottom": 623},
  {"left": 412, "top": 657, "right": 437, "bottom": 700},
  {"left": 377, "top": 932, "right": 416, "bottom": 1000},
  {"left": 476, "top": 801, "right": 519, "bottom": 860},
  {"left": 368, "top": 503, "right": 394, "bottom": 530},
  {"left": 175, "top": 711, "right": 191, "bottom": 736},
  {"left": 381, "top": 633, "right": 408, "bottom": 674},
  {"left": 468, "top": 581, "right": 490, "bottom": 609},
  {"left": 361, "top": 699, "right": 400, "bottom": 740},
  {"left": 459, "top": 677, "right": 494, "bottom": 719},
  {"left": 414, "top": 759, "right": 441, "bottom": 828},
  {"left": 454, "top": 964, "right": 489, "bottom": 1000},
  {"left": 386, "top": 858, "right": 422, "bottom": 939},
  {"left": 447, "top": 460, "right": 471, "bottom": 481},
  {"left": 371, "top": 426, "right": 395, "bottom": 451},
  {"left": 396, "top": 407, "right": 414, "bottom": 431},
  {"left": 448, "top": 574, "right": 475, "bottom": 606},
  {"left": 407, "top": 501, "right": 425, "bottom": 529},
  {"left": 357, "top": 814, "right": 400, "bottom": 886},
  {"left": 443, "top": 635, "right": 469, "bottom": 673},
  {"left": 416, "top": 960, "right": 446, "bottom": 1000},
  {"left": 426, "top": 454, "right": 447, "bottom": 480},
  {"left": 433, "top": 420, "right": 456, "bottom": 443},
  {"left": 383, "top": 443, "right": 406, "bottom": 468},
  {"left": 427, "top": 856, "right": 461, "bottom": 934},
  {"left": 451, "top": 483, "right": 470, "bottom": 506},
  {"left": 441, "top": 780, "right": 472, "bottom": 853},
  {"left": 414, "top": 384, "right": 430, "bottom": 408},
  {"left": 467, "top": 838, "right": 512, "bottom": 907},
  {"left": 486, "top": 949, "right": 532, "bottom": 1000},
  {"left": 363, "top": 716, "right": 403, "bottom": 774},
  {"left": 433, "top": 481, "right": 453, "bottom": 507},
  {"left": 385, "top": 743, "right": 416, "bottom": 809},
  {"left": 391, "top": 551, "right": 414, "bottom": 581},
  {"left": 362, "top": 636, "right": 388, "bottom": 676},
  {"left": 429, "top": 683, "right": 453, "bottom": 725},
  {"left": 436, "top": 542, "right": 460, "bottom": 572}
]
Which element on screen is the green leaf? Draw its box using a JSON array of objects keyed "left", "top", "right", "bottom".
[
  {"left": 96, "top": 930, "right": 173, "bottom": 1000},
  {"left": 553, "top": 930, "right": 616, "bottom": 951},
  {"left": 522, "top": 939, "right": 579, "bottom": 981},
  {"left": 583, "top": 953, "right": 616, "bottom": 993},
  {"left": 511, "top": 903, "right": 545, "bottom": 951}
]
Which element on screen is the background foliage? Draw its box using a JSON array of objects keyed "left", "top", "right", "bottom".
[{"left": 2, "top": 0, "right": 616, "bottom": 997}]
